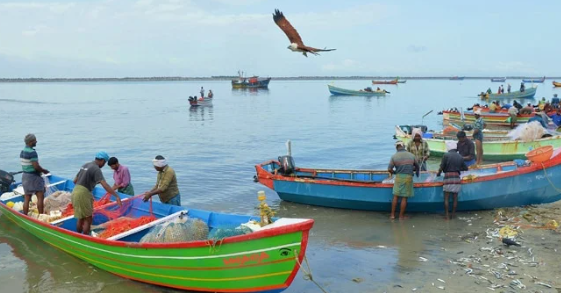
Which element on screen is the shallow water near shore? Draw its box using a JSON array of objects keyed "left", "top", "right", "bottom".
[{"left": 0, "top": 79, "right": 560, "bottom": 292}]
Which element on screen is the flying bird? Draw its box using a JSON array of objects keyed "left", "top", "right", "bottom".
[{"left": 273, "top": 9, "right": 336, "bottom": 57}]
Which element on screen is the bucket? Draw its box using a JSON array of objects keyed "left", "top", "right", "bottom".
[{"left": 525, "top": 145, "right": 554, "bottom": 164}]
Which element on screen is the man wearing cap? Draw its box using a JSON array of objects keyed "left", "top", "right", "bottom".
[
  {"left": 437, "top": 141, "right": 468, "bottom": 220},
  {"left": 20, "top": 134, "right": 50, "bottom": 215},
  {"left": 72, "top": 151, "right": 122, "bottom": 235},
  {"left": 142, "top": 155, "right": 181, "bottom": 206},
  {"left": 108, "top": 157, "right": 134, "bottom": 196},
  {"left": 473, "top": 110, "right": 486, "bottom": 165},
  {"left": 508, "top": 104, "right": 519, "bottom": 129},
  {"left": 388, "top": 140, "right": 419, "bottom": 220},
  {"left": 456, "top": 131, "right": 476, "bottom": 167}
]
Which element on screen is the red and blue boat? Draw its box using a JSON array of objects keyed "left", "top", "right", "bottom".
[
  {"left": 0, "top": 172, "right": 314, "bottom": 293},
  {"left": 254, "top": 151, "right": 561, "bottom": 212}
]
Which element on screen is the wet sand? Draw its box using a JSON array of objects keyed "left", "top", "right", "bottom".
[{"left": 1, "top": 200, "right": 560, "bottom": 293}]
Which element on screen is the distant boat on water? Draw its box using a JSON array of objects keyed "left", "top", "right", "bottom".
[
  {"left": 491, "top": 77, "right": 506, "bottom": 82},
  {"left": 231, "top": 71, "right": 271, "bottom": 89},
  {"left": 449, "top": 76, "right": 465, "bottom": 80},
  {"left": 522, "top": 76, "right": 546, "bottom": 83},
  {"left": 328, "top": 85, "right": 387, "bottom": 96},
  {"left": 553, "top": 81, "right": 561, "bottom": 87},
  {"left": 372, "top": 79, "right": 398, "bottom": 85}
]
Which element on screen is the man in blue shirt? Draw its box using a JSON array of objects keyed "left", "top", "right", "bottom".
[
  {"left": 528, "top": 113, "right": 547, "bottom": 128},
  {"left": 551, "top": 109, "right": 561, "bottom": 127},
  {"left": 552, "top": 94, "right": 560, "bottom": 108}
]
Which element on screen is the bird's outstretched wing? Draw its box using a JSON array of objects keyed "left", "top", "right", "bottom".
[
  {"left": 273, "top": 9, "right": 304, "bottom": 46},
  {"left": 303, "top": 46, "right": 337, "bottom": 53}
]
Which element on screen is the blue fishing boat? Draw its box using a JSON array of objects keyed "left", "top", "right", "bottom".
[
  {"left": 328, "top": 84, "right": 387, "bottom": 96},
  {"left": 449, "top": 76, "right": 465, "bottom": 80},
  {"left": 522, "top": 77, "right": 546, "bottom": 83},
  {"left": 485, "top": 86, "right": 537, "bottom": 100},
  {"left": 0, "top": 172, "right": 314, "bottom": 293},
  {"left": 491, "top": 77, "right": 506, "bottom": 82},
  {"left": 254, "top": 151, "right": 561, "bottom": 212}
]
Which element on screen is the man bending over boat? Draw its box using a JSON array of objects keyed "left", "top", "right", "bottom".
[
  {"left": 72, "top": 151, "right": 122, "bottom": 235},
  {"left": 142, "top": 155, "right": 181, "bottom": 206},
  {"left": 456, "top": 131, "right": 476, "bottom": 167},
  {"left": 388, "top": 141, "right": 419, "bottom": 220},
  {"left": 108, "top": 157, "right": 134, "bottom": 195},
  {"left": 437, "top": 141, "right": 467, "bottom": 220},
  {"left": 20, "top": 134, "right": 50, "bottom": 215}
]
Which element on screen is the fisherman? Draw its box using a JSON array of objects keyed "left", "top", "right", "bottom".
[
  {"left": 473, "top": 110, "right": 486, "bottom": 165},
  {"left": 520, "top": 82, "right": 525, "bottom": 92},
  {"left": 551, "top": 109, "right": 561, "bottom": 127},
  {"left": 513, "top": 100, "right": 523, "bottom": 110},
  {"left": 406, "top": 128, "right": 430, "bottom": 171},
  {"left": 208, "top": 90, "right": 214, "bottom": 98},
  {"left": 507, "top": 84, "right": 511, "bottom": 93},
  {"left": 200, "top": 86, "right": 205, "bottom": 98},
  {"left": 388, "top": 140, "right": 419, "bottom": 220},
  {"left": 552, "top": 94, "right": 560, "bottom": 108},
  {"left": 108, "top": 157, "right": 134, "bottom": 196},
  {"left": 508, "top": 105, "right": 519, "bottom": 129},
  {"left": 143, "top": 155, "right": 181, "bottom": 206},
  {"left": 486, "top": 87, "right": 492, "bottom": 95},
  {"left": 456, "top": 131, "right": 476, "bottom": 167},
  {"left": 528, "top": 112, "right": 547, "bottom": 128},
  {"left": 520, "top": 103, "right": 534, "bottom": 115},
  {"left": 437, "top": 141, "right": 468, "bottom": 220},
  {"left": 20, "top": 134, "right": 50, "bottom": 215},
  {"left": 72, "top": 151, "right": 122, "bottom": 235},
  {"left": 489, "top": 101, "right": 499, "bottom": 113}
]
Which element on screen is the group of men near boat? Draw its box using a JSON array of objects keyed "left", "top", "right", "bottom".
[
  {"left": 19, "top": 133, "right": 181, "bottom": 235},
  {"left": 389, "top": 120, "right": 483, "bottom": 220}
]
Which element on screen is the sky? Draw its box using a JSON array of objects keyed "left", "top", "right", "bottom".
[{"left": 0, "top": 0, "right": 558, "bottom": 78}]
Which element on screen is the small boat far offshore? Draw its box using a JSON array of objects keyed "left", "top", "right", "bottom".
[
  {"left": 231, "top": 71, "right": 271, "bottom": 89},
  {"left": 449, "top": 76, "right": 465, "bottom": 80},
  {"left": 522, "top": 77, "right": 546, "bottom": 83},
  {"left": 328, "top": 84, "right": 387, "bottom": 96},
  {"left": 491, "top": 77, "right": 506, "bottom": 82}
]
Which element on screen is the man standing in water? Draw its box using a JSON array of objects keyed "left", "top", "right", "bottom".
[
  {"left": 437, "top": 141, "right": 467, "bottom": 220},
  {"left": 20, "top": 134, "right": 50, "bottom": 215},
  {"left": 406, "top": 128, "right": 430, "bottom": 171},
  {"left": 72, "top": 151, "right": 122, "bottom": 235},
  {"left": 388, "top": 141, "right": 419, "bottom": 220},
  {"left": 473, "top": 110, "right": 486, "bottom": 165}
]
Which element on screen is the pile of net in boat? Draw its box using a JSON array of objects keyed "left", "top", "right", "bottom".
[
  {"left": 62, "top": 193, "right": 113, "bottom": 217},
  {"left": 507, "top": 121, "right": 546, "bottom": 142},
  {"left": 90, "top": 195, "right": 157, "bottom": 239},
  {"left": 208, "top": 225, "right": 253, "bottom": 241},
  {"left": 139, "top": 217, "right": 209, "bottom": 243},
  {"left": 44, "top": 191, "right": 72, "bottom": 214}
]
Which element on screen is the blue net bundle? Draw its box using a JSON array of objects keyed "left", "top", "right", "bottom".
[
  {"left": 139, "top": 218, "right": 209, "bottom": 243},
  {"left": 208, "top": 225, "right": 253, "bottom": 241}
]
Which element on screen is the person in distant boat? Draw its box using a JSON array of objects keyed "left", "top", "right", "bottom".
[
  {"left": 108, "top": 157, "right": 134, "bottom": 196},
  {"left": 388, "top": 140, "right": 419, "bottom": 220},
  {"left": 143, "top": 155, "right": 181, "bottom": 206},
  {"left": 376, "top": 87, "right": 382, "bottom": 92},
  {"left": 501, "top": 85, "right": 505, "bottom": 94},
  {"left": 507, "top": 84, "right": 511, "bottom": 93},
  {"left": 520, "top": 103, "right": 534, "bottom": 115},
  {"left": 437, "top": 140, "right": 467, "bottom": 220},
  {"left": 552, "top": 94, "right": 560, "bottom": 108},
  {"left": 473, "top": 110, "right": 485, "bottom": 165},
  {"left": 508, "top": 105, "right": 519, "bottom": 129},
  {"left": 497, "top": 86, "right": 501, "bottom": 94},
  {"left": 208, "top": 90, "right": 213, "bottom": 98},
  {"left": 406, "top": 128, "right": 430, "bottom": 171},
  {"left": 456, "top": 131, "right": 476, "bottom": 167},
  {"left": 20, "top": 134, "right": 50, "bottom": 216},
  {"left": 72, "top": 151, "right": 122, "bottom": 235},
  {"left": 486, "top": 88, "right": 492, "bottom": 95},
  {"left": 200, "top": 87, "right": 205, "bottom": 98},
  {"left": 520, "top": 82, "right": 525, "bottom": 92}
]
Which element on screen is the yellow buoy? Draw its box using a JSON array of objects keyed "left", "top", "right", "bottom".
[{"left": 6, "top": 201, "right": 14, "bottom": 208}]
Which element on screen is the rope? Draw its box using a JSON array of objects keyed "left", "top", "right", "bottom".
[
  {"left": 541, "top": 163, "right": 561, "bottom": 193},
  {"left": 293, "top": 249, "right": 329, "bottom": 293}
]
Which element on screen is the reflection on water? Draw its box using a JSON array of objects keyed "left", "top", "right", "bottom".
[
  {"left": 188, "top": 104, "right": 214, "bottom": 121},
  {"left": 231, "top": 87, "right": 270, "bottom": 96}
]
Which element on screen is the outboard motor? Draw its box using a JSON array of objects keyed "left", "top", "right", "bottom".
[
  {"left": 0, "top": 170, "right": 15, "bottom": 194},
  {"left": 277, "top": 155, "right": 295, "bottom": 175}
]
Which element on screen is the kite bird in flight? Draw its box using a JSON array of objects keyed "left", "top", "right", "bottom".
[{"left": 273, "top": 9, "right": 336, "bottom": 57}]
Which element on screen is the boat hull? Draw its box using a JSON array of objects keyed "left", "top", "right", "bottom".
[
  {"left": 0, "top": 176, "right": 313, "bottom": 293},
  {"left": 372, "top": 79, "right": 397, "bottom": 85},
  {"left": 486, "top": 87, "right": 537, "bottom": 100},
  {"left": 328, "top": 85, "right": 386, "bottom": 96},
  {"left": 255, "top": 155, "right": 561, "bottom": 212},
  {"left": 232, "top": 77, "right": 271, "bottom": 89},
  {"left": 491, "top": 78, "right": 506, "bottom": 82},
  {"left": 553, "top": 81, "right": 561, "bottom": 87},
  {"left": 523, "top": 78, "right": 545, "bottom": 83},
  {"left": 397, "top": 134, "right": 561, "bottom": 160},
  {"left": 442, "top": 110, "right": 532, "bottom": 127}
]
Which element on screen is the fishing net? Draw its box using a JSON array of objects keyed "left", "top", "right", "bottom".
[
  {"left": 139, "top": 218, "right": 209, "bottom": 243},
  {"left": 44, "top": 191, "right": 72, "bottom": 214},
  {"left": 61, "top": 193, "right": 113, "bottom": 217},
  {"left": 43, "top": 176, "right": 60, "bottom": 197},
  {"left": 507, "top": 121, "right": 545, "bottom": 142},
  {"left": 90, "top": 195, "right": 157, "bottom": 239},
  {"left": 208, "top": 225, "right": 253, "bottom": 240}
]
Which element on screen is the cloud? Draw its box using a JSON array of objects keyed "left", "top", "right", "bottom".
[
  {"left": 407, "top": 45, "right": 427, "bottom": 53},
  {"left": 322, "top": 59, "right": 360, "bottom": 72}
]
